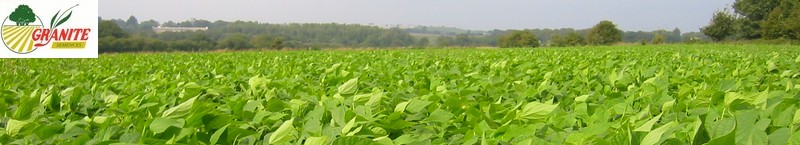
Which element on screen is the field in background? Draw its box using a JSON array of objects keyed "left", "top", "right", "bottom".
[{"left": 2, "top": 45, "right": 800, "bottom": 144}]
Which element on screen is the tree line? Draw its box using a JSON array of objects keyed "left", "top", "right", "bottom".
[
  {"left": 701, "top": 0, "right": 800, "bottom": 42},
  {"left": 99, "top": 16, "right": 713, "bottom": 52}
]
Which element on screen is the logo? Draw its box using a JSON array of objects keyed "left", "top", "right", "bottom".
[{"left": 1, "top": 0, "right": 97, "bottom": 58}]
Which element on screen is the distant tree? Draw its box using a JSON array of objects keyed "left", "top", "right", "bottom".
[
  {"left": 454, "top": 34, "right": 472, "bottom": 46},
  {"left": 139, "top": 20, "right": 160, "bottom": 31},
  {"left": 564, "top": 32, "right": 586, "bottom": 46},
  {"left": 9, "top": 5, "right": 35, "bottom": 26},
  {"left": 162, "top": 21, "right": 177, "bottom": 27},
  {"left": 436, "top": 36, "right": 453, "bottom": 47},
  {"left": 99, "top": 21, "right": 128, "bottom": 38},
  {"left": 652, "top": 33, "right": 666, "bottom": 44},
  {"left": 217, "top": 34, "right": 250, "bottom": 50},
  {"left": 126, "top": 16, "right": 139, "bottom": 25},
  {"left": 550, "top": 32, "right": 586, "bottom": 47},
  {"left": 415, "top": 37, "right": 430, "bottom": 47},
  {"left": 669, "top": 28, "right": 682, "bottom": 42},
  {"left": 250, "top": 34, "right": 284, "bottom": 50},
  {"left": 498, "top": 30, "right": 539, "bottom": 48},
  {"left": 587, "top": 20, "right": 623, "bottom": 45},
  {"left": 702, "top": 11, "right": 735, "bottom": 42},
  {"left": 549, "top": 34, "right": 565, "bottom": 47}
]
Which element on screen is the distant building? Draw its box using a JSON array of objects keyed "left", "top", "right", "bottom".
[{"left": 153, "top": 26, "right": 208, "bottom": 33}]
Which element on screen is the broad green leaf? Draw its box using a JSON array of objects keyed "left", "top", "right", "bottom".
[
  {"left": 705, "top": 127, "right": 736, "bottom": 145},
  {"left": 575, "top": 94, "right": 589, "bottom": 102},
  {"left": 338, "top": 78, "right": 359, "bottom": 95},
  {"left": 5, "top": 119, "right": 29, "bottom": 137},
  {"left": 516, "top": 102, "right": 558, "bottom": 121},
  {"left": 305, "top": 136, "right": 330, "bottom": 145},
  {"left": 342, "top": 117, "right": 357, "bottom": 135},
  {"left": 150, "top": 117, "right": 184, "bottom": 134},
  {"left": 634, "top": 113, "right": 662, "bottom": 132},
  {"left": 210, "top": 124, "right": 229, "bottom": 145},
  {"left": 248, "top": 75, "right": 268, "bottom": 90},
  {"left": 365, "top": 90, "right": 384, "bottom": 107},
  {"left": 394, "top": 101, "right": 410, "bottom": 113},
  {"left": 269, "top": 118, "right": 296, "bottom": 144},
  {"left": 405, "top": 99, "right": 431, "bottom": 113},
  {"left": 426, "top": 109, "right": 454, "bottom": 123},
  {"left": 794, "top": 109, "right": 800, "bottom": 124},
  {"left": 162, "top": 96, "right": 197, "bottom": 118},
  {"left": 332, "top": 136, "right": 380, "bottom": 145},
  {"left": 724, "top": 92, "right": 740, "bottom": 106},
  {"left": 768, "top": 128, "right": 790, "bottom": 145},
  {"left": 640, "top": 121, "right": 678, "bottom": 145},
  {"left": 767, "top": 60, "right": 778, "bottom": 72}
]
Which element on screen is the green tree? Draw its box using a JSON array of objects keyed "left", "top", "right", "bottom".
[
  {"left": 217, "top": 34, "right": 250, "bottom": 50},
  {"left": 498, "top": 30, "right": 540, "bottom": 48},
  {"left": 701, "top": 11, "right": 735, "bottom": 42},
  {"left": 564, "top": 32, "right": 586, "bottom": 46},
  {"left": 126, "top": 16, "right": 139, "bottom": 26},
  {"left": 732, "top": 0, "right": 780, "bottom": 40},
  {"left": 652, "top": 33, "right": 666, "bottom": 44},
  {"left": 9, "top": 5, "right": 35, "bottom": 26},
  {"left": 436, "top": 36, "right": 453, "bottom": 48},
  {"left": 250, "top": 34, "right": 284, "bottom": 50},
  {"left": 99, "top": 21, "right": 128, "bottom": 38},
  {"left": 415, "top": 37, "right": 430, "bottom": 47},
  {"left": 760, "top": 0, "right": 800, "bottom": 40},
  {"left": 587, "top": 20, "right": 623, "bottom": 45}
]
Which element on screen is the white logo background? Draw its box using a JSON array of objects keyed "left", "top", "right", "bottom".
[{"left": 1, "top": 0, "right": 98, "bottom": 58}]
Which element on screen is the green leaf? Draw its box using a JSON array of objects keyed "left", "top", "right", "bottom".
[
  {"left": 305, "top": 136, "right": 330, "bottom": 145},
  {"left": 767, "top": 60, "right": 778, "bottom": 72},
  {"left": 575, "top": 94, "right": 589, "bottom": 102},
  {"left": 405, "top": 99, "right": 431, "bottom": 113},
  {"left": 341, "top": 117, "right": 357, "bottom": 135},
  {"left": 150, "top": 117, "right": 184, "bottom": 134},
  {"left": 332, "top": 136, "right": 380, "bottom": 145},
  {"left": 162, "top": 96, "right": 197, "bottom": 118},
  {"left": 705, "top": 122, "right": 736, "bottom": 145},
  {"left": 426, "top": 109, "right": 454, "bottom": 123},
  {"left": 338, "top": 78, "right": 359, "bottom": 95},
  {"left": 634, "top": 113, "right": 663, "bottom": 132},
  {"left": 210, "top": 124, "right": 229, "bottom": 145},
  {"left": 768, "top": 128, "right": 791, "bottom": 145},
  {"left": 516, "top": 102, "right": 558, "bottom": 121},
  {"left": 5, "top": 119, "right": 29, "bottom": 137},
  {"left": 640, "top": 121, "right": 678, "bottom": 145},
  {"left": 394, "top": 101, "right": 410, "bottom": 113},
  {"left": 248, "top": 75, "right": 268, "bottom": 91},
  {"left": 56, "top": 11, "right": 72, "bottom": 27},
  {"left": 50, "top": 10, "right": 60, "bottom": 28},
  {"left": 794, "top": 109, "right": 800, "bottom": 124},
  {"left": 724, "top": 92, "right": 740, "bottom": 106},
  {"left": 365, "top": 90, "right": 384, "bottom": 107},
  {"left": 269, "top": 118, "right": 296, "bottom": 144}
]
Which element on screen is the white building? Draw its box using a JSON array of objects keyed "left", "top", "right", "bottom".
[{"left": 153, "top": 26, "right": 208, "bottom": 33}]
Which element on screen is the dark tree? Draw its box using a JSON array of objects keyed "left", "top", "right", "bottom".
[
  {"left": 9, "top": 5, "right": 35, "bottom": 26},
  {"left": 587, "top": 20, "right": 623, "bottom": 45},
  {"left": 701, "top": 11, "right": 735, "bottom": 42},
  {"left": 498, "top": 30, "right": 539, "bottom": 48}
]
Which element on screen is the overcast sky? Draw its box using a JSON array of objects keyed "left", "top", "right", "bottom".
[{"left": 100, "top": 0, "right": 735, "bottom": 32}]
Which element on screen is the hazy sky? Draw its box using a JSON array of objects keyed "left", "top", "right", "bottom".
[{"left": 100, "top": 0, "right": 735, "bottom": 32}]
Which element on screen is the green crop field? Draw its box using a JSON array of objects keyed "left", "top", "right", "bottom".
[{"left": 2, "top": 45, "right": 800, "bottom": 144}]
